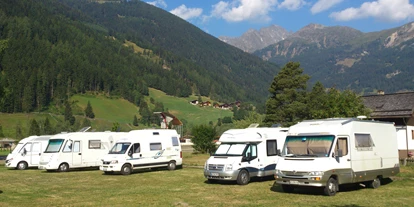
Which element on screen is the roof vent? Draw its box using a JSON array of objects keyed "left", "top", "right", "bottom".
[
  {"left": 357, "top": 116, "right": 367, "bottom": 120},
  {"left": 377, "top": 90, "right": 384, "bottom": 95}
]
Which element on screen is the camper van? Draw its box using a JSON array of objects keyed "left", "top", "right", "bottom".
[
  {"left": 38, "top": 132, "right": 127, "bottom": 172},
  {"left": 204, "top": 126, "right": 288, "bottom": 185},
  {"left": 274, "top": 118, "right": 400, "bottom": 196},
  {"left": 5, "top": 135, "right": 52, "bottom": 170},
  {"left": 99, "top": 129, "right": 182, "bottom": 175}
]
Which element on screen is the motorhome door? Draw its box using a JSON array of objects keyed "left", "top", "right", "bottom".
[
  {"left": 241, "top": 144, "right": 260, "bottom": 176},
  {"left": 334, "top": 137, "right": 352, "bottom": 183},
  {"left": 72, "top": 141, "right": 82, "bottom": 166},
  {"left": 30, "top": 142, "right": 41, "bottom": 165}
]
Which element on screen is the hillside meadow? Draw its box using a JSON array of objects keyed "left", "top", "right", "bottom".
[
  {"left": 0, "top": 88, "right": 233, "bottom": 139},
  {"left": 0, "top": 153, "right": 413, "bottom": 206}
]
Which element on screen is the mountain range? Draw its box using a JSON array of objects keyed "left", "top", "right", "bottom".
[{"left": 222, "top": 22, "right": 414, "bottom": 94}]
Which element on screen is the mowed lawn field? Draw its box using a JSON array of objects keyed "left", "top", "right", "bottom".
[{"left": 1, "top": 153, "right": 413, "bottom": 207}]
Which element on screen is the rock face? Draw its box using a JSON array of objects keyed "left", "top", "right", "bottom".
[{"left": 219, "top": 25, "right": 291, "bottom": 53}]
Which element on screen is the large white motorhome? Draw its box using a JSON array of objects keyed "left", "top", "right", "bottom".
[
  {"left": 204, "top": 126, "right": 288, "bottom": 185},
  {"left": 38, "top": 132, "right": 127, "bottom": 172},
  {"left": 5, "top": 135, "right": 52, "bottom": 170},
  {"left": 274, "top": 118, "right": 400, "bottom": 196},
  {"left": 99, "top": 129, "right": 182, "bottom": 175}
]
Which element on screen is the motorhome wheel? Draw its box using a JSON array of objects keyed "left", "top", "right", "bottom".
[
  {"left": 17, "top": 161, "right": 28, "bottom": 170},
  {"left": 324, "top": 177, "right": 338, "bottom": 196},
  {"left": 281, "top": 185, "right": 294, "bottom": 193},
  {"left": 167, "top": 161, "right": 176, "bottom": 171},
  {"left": 58, "top": 163, "right": 69, "bottom": 172},
  {"left": 121, "top": 164, "right": 132, "bottom": 175},
  {"left": 236, "top": 169, "right": 250, "bottom": 185},
  {"left": 369, "top": 178, "right": 381, "bottom": 189}
]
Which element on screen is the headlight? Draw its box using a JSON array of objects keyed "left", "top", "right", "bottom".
[
  {"left": 225, "top": 164, "right": 233, "bottom": 171},
  {"left": 110, "top": 160, "right": 118, "bottom": 164},
  {"left": 275, "top": 169, "right": 283, "bottom": 175},
  {"left": 204, "top": 162, "right": 207, "bottom": 170},
  {"left": 308, "top": 171, "right": 324, "bottom": 176}
]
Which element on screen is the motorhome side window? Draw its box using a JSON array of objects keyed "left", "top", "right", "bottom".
[
  {"left": 267, "top": 140, "right": 278, "bottom": 156},
  {"left": 74, "top": 141, "right": 80, "bottom": 152},
  {"left": 355, "top": 133, "right": 375, "bottom": 151},
  {"left": 150, "top": 143, "right": 162, "bottom": 151},
  {"left": 19, "top": 143, "right": 32, "bottom": 153},
  {"left": 63, "top": 140, "right": 73, "bottom": 152},
  {"left": 243, "top": 144, "right": 257, "bottom": 160},
  {"left": 172, "top": 137, "right": 179, "bottom": 146},
  {"left": 335, "top": 137, "right": 348, "bottom": 156},
  {"left": 89, "top": 140, "right": 101, "bottom": 149}
]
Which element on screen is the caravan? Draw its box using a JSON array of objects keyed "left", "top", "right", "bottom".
[
  {"left": 5, "top": 135, "right": 52, "bottom": 170},
  {"left": 274, "top": 118, "right": 400, "bottom": 196},
  {"left": 99, "top": 129, "right": 182, "bottom": 175},
  {"left": 204, "top": 126, "right": 288, "bottom": 185},
  {"left": 38, "top": 132, "right": 127, "bottom": 172}
]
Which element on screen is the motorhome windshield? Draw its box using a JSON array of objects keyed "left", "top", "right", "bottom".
[
  {"left": 283, "top": 135, "right": 335, "bottom": 157},
  {"left": 214, "top": 143, "right": 247, "bottom": 156},
  {"left": 11, "top": 143, "right": 24, "bottom": 154},
  {"left": 44, "top": 139, "right": 64, "bottom": 153},
  {"left": 109, "top": 143, "right": 131, "bottom": 154}
]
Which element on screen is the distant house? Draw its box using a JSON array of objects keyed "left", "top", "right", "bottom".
[
  {"left": 362, "top": 91, "right": 414, "bottom": 158},
  {"left": 220, "top": 103, "right": 231, "bottom": 110},
  {"left": 213, "top": 103, "right": 220, "bottom": 108},
  {"left": 189, "top": 100, "right": 198, "bottom": 105},
  {"left": 199, "top": 101, "right": 211, "bottom": 107}
]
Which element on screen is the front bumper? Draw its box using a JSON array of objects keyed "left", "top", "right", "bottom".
[
  {"left": 5, "top": 160, "right": 16, "bottom": 168},
  {"left": 100, "top": 164, "right": 122, "bottom": 172},
  {"left": 204, "top": 169, "right": 240, "bottom": 181},
  {"left": 275, "top": 174, "right": 328, "bottom": 187},
  {"left": 38, "top": 161, "right": 58, "bottom": 170}
]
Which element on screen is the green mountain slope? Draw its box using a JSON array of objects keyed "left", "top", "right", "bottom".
[{"left": 0, "top": 0, "right": 280, "bottom": 115}]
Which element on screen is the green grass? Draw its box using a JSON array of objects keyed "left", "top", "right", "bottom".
[
  {"left": 0, "top": 153, "right": 413, "bottom": 206},
  {"left": 0, "top": 88, "right": 232, "bottom": 139},
  {"left": 148, "top": 88, "right": 233, "bottom": 126}
]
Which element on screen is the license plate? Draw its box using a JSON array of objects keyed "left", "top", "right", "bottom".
[
  {"left": 289, "top": 180, "right": 299, "bottom": 184},
  {"left": 210, "top": 172, "right": 219, "bottom": 176}
]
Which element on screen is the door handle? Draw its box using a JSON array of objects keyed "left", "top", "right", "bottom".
[
  {"left": 347, "top": 159, "right": 351, "bottom": 161},
  {"left": 78, "top": 153, "right": 82, "bottom": 155}
]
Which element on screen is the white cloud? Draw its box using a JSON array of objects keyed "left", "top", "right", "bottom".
[
  {"left": 146, "top": 0, "right": 167, "bottom": 9},
  {"left": 210, "top": 0, "right": 278, "bottom": 22},
  {"left": 311, "top": 0, "right": 343, "bottom": 14},
  {"left": 170, "top": 5, "right": 203, "bottom": 20},
  {"left": 330, "top": 0, "right": 414, "bottom": 22},
  {"left": 278, "top": 0, "right": 307, "bottom": 11}
]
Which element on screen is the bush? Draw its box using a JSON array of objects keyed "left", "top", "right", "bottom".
[{"left": 191, "top": 125, "right": 217, "bottom": 154}]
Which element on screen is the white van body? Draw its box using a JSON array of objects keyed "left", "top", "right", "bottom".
[
  {"left": 204, "top": 127, "right": 288, "bottom": 185},
  {"left": 5, "top": 135, "right": 51, "bottom": 170},
  {"left": 274, "top": 118, "right": 400, "bottom": 196},
  {"left": 99, "top": 129, "right": 182, "bottom": 175},
  {"left": 38, "top": 132, "right": 127, "bottom": 172}
]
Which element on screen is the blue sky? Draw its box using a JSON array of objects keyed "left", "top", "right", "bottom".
[{"left": 145, "top": 0, "right": 414, "bottom": 38}]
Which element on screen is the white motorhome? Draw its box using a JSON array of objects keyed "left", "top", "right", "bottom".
[
  {"left": 204, "top": 126, "right": 288, "bottom": 185},
  {"left": 99, "top": 129, "right": 182, "bottom": 175},
  {"left": 5, "top": 135, "right": 52, "bottom": 170},
  {"left": 274, "top": 118, "right": 400, "bottom": 196},
  {"left": 38, "top": 132, "right": 127, "bottom": 172}
]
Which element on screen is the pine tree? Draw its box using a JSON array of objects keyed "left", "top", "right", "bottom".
[
  {"left": 64, "top": 101, "right": 75, "bottom": 125},
  {"left": 0, "top": 124, "right": 4, "bottom": 137},
  {"left": 133, "top": 115, "right": 139, "bottom": 126},
  {"left": 29, "top": 119, "right": 40, "bottom": 136},
  {"left": 84, "top": 101, "right": 95, "bottom": 118},
  {"left": 15, "top": 122, "right": 24, "bottom": 140},
  {"left": 43, "top": 117, "right": 54, "bottom": 135},
  {"left": 264, "top": 62, "right": 310, "bottom": 127}
]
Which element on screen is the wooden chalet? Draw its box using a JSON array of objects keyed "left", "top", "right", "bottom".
[{"left": 362, "top": 91, "right": 414, "bottom": 158}]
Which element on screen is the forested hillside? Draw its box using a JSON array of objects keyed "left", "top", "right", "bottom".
[{"left": 0, "top": 0, "right": 279, "bottom": 113}]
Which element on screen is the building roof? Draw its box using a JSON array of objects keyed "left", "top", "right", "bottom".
[{"left": 362, "top": 92, "right": 414, "bottom": 118}]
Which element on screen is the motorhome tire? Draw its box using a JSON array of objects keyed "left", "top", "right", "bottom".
[
  {"left": 17, "top": 161, "right": 28, "bottom": 170},
  {"left": 369, "top": 178, "right": 381, "bottom": 189},
  {"left": 324, "top": 177, "right": 338, "bottom": 196},
  {"left": 121, "top": 164, "right": 132, "bottom": 175},
  {"left": 281, "top": 185, "right": 295, "bottom": 193},
  {"left": 167, "top": 161, "right": 176, "bottom": 171},
  {"left": 236, "top": 169, "right": 250, "bottom": 185},
  {"left": 58, "top": 163, "right": 69, "bottom": 172}
]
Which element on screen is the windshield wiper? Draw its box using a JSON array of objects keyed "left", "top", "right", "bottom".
[{"left": 297, "top": 154, "right": 318, "bottom": 157}]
